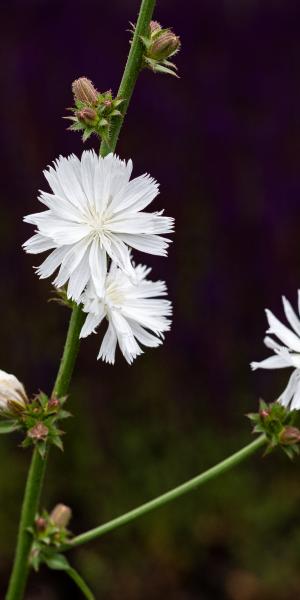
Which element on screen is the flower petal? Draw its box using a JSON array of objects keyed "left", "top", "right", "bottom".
[
  {"left": 98, "top": 323, "right": 118, "bottom": 364},
  {"left": 250, "top": 355, "right": 291, "bottom": 370},
  {"left": 36, "top": 247, "right": 70, "bottom": 279},
  {"left": 282, "top": 295, "right": 300, "bottom": 336},
  {"left": 265, "top": 309, "right": 300, "bottom": 352},
  {"left": 23, "top": 233, "right": 56, "bottom": 254},
  {"left": 80, "top": 311, "right": 105, "bottom": 338},
  {"left": 277, "top": 369, "right": 300, "bottom": 408},
  {"left": 89, "top": 238, "right": 107, "bottom": 297}
]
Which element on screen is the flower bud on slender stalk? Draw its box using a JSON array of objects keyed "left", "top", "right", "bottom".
[
  {"left": 0, "top": 369, "right": 28, "bottom": 415},
  {"left": 50, "top": 504, "right": 72, "bottom": 529},
  {"left": 72, "top": 77, "right": 98, "bottom": 106}
]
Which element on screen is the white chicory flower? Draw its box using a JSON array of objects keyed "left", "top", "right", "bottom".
[
  {"left": 80, "top": 262, "right": 172, "bottom": 364},
  {"left": 23, "top": 151, "right": 174, "bottom": 301},
  {"left": 251, "top": 293, "right": 300, "bottom": 410},
  {"left": 0, "top": 369, "right": 28, "bottom": 414}
]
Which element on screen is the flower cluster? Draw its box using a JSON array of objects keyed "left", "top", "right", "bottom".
[
  {"left": 66, "top": 77, "right": 124, "bottom": 143},
  {"left": 23, "top": 150, "right": 173, "bottom": 363}
]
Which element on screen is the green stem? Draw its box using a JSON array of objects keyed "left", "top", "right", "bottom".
[
  {"left": 67, "top": 435, "right": 266, "bottom": 549},
  {"left": 5, "top": 449, "right": 47, "bottom": 600},
  {"left": 6, "top": 1, "right": 156, "bottom": 598},
  {"left": 52, "top": 304, "right": 86, "bottom": 398},
  {"left": 100, "top": 0, "right": 156, "bottom": 156}
]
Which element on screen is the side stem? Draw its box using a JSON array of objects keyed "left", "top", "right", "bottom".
[
  {"left": 5, "top": 1, "right": 156, "bottom": 598},
  {"left": 68, "top": 435, "right": 266, "bottom": 549}
]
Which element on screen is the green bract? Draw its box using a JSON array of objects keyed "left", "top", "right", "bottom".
[
  {"left": 66, "top": 89, "right": 124, "bottom": 143},
  {"left": 247, "top": 399, "right": 300, "bottom": 459}
]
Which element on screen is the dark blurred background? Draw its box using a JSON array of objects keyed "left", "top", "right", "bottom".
[{"left": 1, "top": 0, "right": 300, "bottom": 598}]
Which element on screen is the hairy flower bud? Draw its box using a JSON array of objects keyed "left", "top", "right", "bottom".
[
  {"left": 50, "top": 503, "right": 72, "bottom": 529},
  {"left": 279, "top": 426, "right": 300, "bottom": 445},
  {"left": 75, "top": 107, "right": 98, "bottom": 126},
  {"left": 149, "top": 20, "right": 161, "bottom": 33},
  {"left": 149, "top": 30, "right": 181, "bottom": 61},
  {"left": 72, "top": 77, "right": 98, "bottom": 106},
  {"left": 0, "top": 369, "right": 28, "bottom": 415}
]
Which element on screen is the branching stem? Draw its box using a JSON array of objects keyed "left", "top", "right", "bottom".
[
  {"left": 5, "top": 1, "right": 155, "bottom": 598},
  {"left": 66, "top": 435, "right": 266, "bottom": 549}
]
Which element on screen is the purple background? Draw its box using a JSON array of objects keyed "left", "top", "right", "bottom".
[{"left": 1, "top": 1, "right": 300, "bottom": 598}]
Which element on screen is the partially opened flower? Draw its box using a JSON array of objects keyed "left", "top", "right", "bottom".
[
  {"left": 80, "top": 262, "right": 172, "bottom": 364},
  {"left": 251, "top": 293, "right": 300, "bottom": 409},
  {"left": 23, "top": 151, "right": 174, "bottom": 301},
  {"left": 0, "top": 369, "right": 28, "bottom": 415}
]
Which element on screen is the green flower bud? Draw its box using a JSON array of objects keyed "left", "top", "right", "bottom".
[
  {"left": 149, "top": 30, "right": 181, "bottom": 61},
  {"left": 279, "top": 426, "right": 300, "bottom": 445},
  {"left": 75, "top": 107, "right": 98, "bottom": 126},
  {"left": 72, "top": 77, "right": 98, "bottom": 106}
]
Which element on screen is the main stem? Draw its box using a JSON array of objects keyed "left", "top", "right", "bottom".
[
  {"left": 68, "top": 435, "right": 265, "bottom": 548},
  {"left": 5, "top": 1, "right": 155, "bottom": 598}
]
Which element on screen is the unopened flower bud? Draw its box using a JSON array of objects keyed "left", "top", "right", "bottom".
[
  {"left": 0, "top": 369, "right": 28, "bottom": 415},
  {"left": 149, "top": 20, "right": 161, "bottom": 33},
  {"left": 48, "top": 396, "right": 60, "bottom": 410},
  {"left": 50, "top": 503, "right": 72, "bottom": 529},
  {"left": 150, "top": 30, "right": 181, "bottom": 61},
  {"left": 35, "top": 516, "right": 47, "bottom": 531},
  {"left": 259, "top": 409, "right": 269, "bottom": 419},
  {"left": 76, "top": 107, "right": 98, "bottom": 126},
  {"left": 27, "top": 422, "right": 48, "bottom": 441},
  {"left": 72, "top": 77, "right": 98, "bottom": 106},
  {"left": 279, "top": 426, "right": 300, "bottom": 445}
]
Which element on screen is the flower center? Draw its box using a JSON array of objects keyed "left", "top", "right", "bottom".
[{"left": 106, "top": 282, "right": 125, "bottom": 307}]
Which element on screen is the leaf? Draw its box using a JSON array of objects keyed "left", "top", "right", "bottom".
[
  {"left": 44, "top": 552, "right": 70, "bottom": 571},
  {"left": 58, "top": 410, "right": 72, "bottom": 420},
  {"left": 113, "top": 98, "right": 125, "bottom": 107},
  {"left": 82, "top": 129, "right": 93, "bottom": 142},
  {"left": 0, "top": 420, "right": 20, "bottom": 434},
  {"left": 39, "top": 392, "right": 49, "bottom": 409},
  {"left": 67, "top": 567, "right": 96, "bottom": 600},
  {"left": 51, "top": 436, "right": 64, "bottom": 451},
  {"left": 37, "top": 441, "right": 47, "bottom": 460},
  {"left": 154, "top": 63, "right": 179, "bottom": 78}
]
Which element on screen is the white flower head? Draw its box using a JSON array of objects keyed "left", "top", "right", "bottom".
[
  {"left": 251, "top": 292, "right": 300, "bottom": 410},
  {"left": 23, "top": 151, "right": 174, "bottom": 301},
  {"left": 0, "top": 369, "right": 28, "bottom": 414},
  {"left": 79, "top": 262, "right": 172, "bottom": 364}
]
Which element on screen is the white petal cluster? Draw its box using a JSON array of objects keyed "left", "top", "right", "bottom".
[
  {"left": 23, "top": 151, "right": 174, "bottom": 364},
  {"left": 0, "top": 369, "right": 28, "bottom": 413},
  {"left": 251, "top": 293, "right": 300, "bottom": 410},
  {"left": 23, "top": 151, "right": 173, "bottom": 301},
  {"left": 80, "top": 263, "right": 172, "bottom": 364}
]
